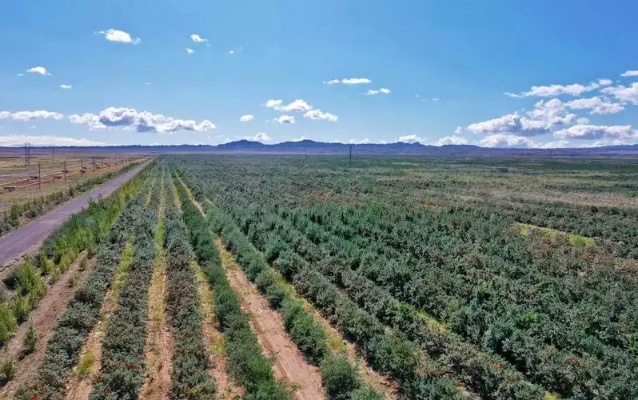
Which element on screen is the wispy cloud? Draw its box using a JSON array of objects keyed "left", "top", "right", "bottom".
[
  {"left": 186, "top": 48, "right": 195, "bottom": 54},
  {"left": 265, "top": 99, "right": 313, "bottom": 112},
  {"left": 325, "top": 77, "right": 372, "bottom": 85},
  {"left": 60, "top": 84, "right": 72, "bottom": 90},
  {"left": 366, "top": 88, "right": 391, "bottom": 96},
  {"left": 274, "top": 115, "right": 295, "bottom": 124},
  {"left": 239, "top": 114, "right": 254, "bottom": 122},
  {"left": 244, "top": 132, "right": 271, "bottom": 142},
  {"left": 0, "top": 135, "right": 106, "bottom": 147},
  {"left": 0, "top": 110, "right": 64, "bottom": 121},
  {"left": 620, "top": 70, "right": 638, "bottom": 77}
]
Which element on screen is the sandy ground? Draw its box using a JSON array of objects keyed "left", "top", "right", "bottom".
[
  {"left": 192, "top": 261, "right": 243, "bottom": 400},
  {"left": 64, "top": 242, "right": 134, "bottom": 400},
  {"left": 217, "top": 240, "right": 325, "bottom": 400},
  {"left": 0, "top": 253, "right": 95, "bottom": 399}
]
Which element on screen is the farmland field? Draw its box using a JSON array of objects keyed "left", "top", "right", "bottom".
[{"left": 0, "top": 155, "right": 635, "bottom": 400}]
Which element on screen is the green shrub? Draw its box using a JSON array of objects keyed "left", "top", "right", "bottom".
[
  {"left": 0, "top": 358, "right": 16, "bottom": 381},
  {"left": 23, "top": 324, "right": 37, "bottom": 353},
  {"left": 320, "top": 353, "right": 360, "bottom": 399}
]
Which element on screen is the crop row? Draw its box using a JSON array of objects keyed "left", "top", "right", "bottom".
[
  {"left": 280, "top": 205, "right": 637, "bottom": 398},
  {"left": 89, "top": 168, "right": 162, "bottom": 399},
  {"left": 16, "top": 166, "right": 155, "bottom": 400},
  {"left": 163, "top": 176, "right": 217, "bottom": 398},
  {"left": 194, "top": 192, "right": 388, "bottom": 399},
  {"left": 0, "top": 166, "right": 149, "bottom": 350},
  {"left": 174, "top": 176, "right": 292, "bottom": 399},
  {"left": 177, "top": 166, "right": 547, "bottom": 399},
  {"left": 175, "top": 171, "right": 470, "bottom": 400},
  {"left": 176, "top": 157, "right": 637, "bottom": 399}
]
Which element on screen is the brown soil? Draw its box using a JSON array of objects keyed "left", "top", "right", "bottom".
[
  {"left": 192, "top": 261, "right": 243, "bottom": 400},
  {"left": 275, "top": 274, "right": 399, "bottom": 399},
  {"left": 65, "top": 242, "right": 134, "bottom": 400},
  {"left": 0, "top": 253, "right": 95, "bottom": 399},
  {"left": 139, "top": 249, "right": 173, "bottom": 400},
  {"left": 217, "top": 239, "right": 325, "bottom": 400}
]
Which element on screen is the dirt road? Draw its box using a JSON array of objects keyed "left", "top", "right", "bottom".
[{"left": 0, "top": 162, "right": 148, "bottom": 267}]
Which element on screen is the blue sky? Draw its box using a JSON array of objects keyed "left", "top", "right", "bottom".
[{"left": 1, "top": 0, "right": 638, "bottom": 148}]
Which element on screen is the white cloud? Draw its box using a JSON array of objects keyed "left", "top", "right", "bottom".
[
  {"left": 186, "top": 48, "right": 195, "bottom": 54},
  {"left": 506, "top": 82, "right": 600, "bottom": 98},
  {"left": 468, "top": 99, "right": 579, "bottom": 138},
  {"left": 432, "top": 97, "right": 440, "bottom": 101},
  {"left": 143, "top": 81, "right": 151, "bottom": 85},
  {"left": 479, "top": 134, "right": 536, "bottom": 148},
  {"left": 304, "top": 109, "right": 338, "bottom": 122},
  {"left": 398, "top": 135, "right": 423, "bottom": 144},
  {"left": 26, "top": 66, "right": 51, "bottom": 76},
  {"left": 228, "top": 50, "right": 235, "bottom": 55},
  {"left": 621, "top": 70, "right": 638, "bottom": 77},
  {"left": 598, "top": 79, "right": 613, "bottom": 86},
  {"left": 342, "top": 78, "right": 371, "bottom": 85},
  {"left": 539, "top": 140, "right": 571, "bottom": 149},
  {"left": 324, "top": 78, "right": 371, "bottom": 85},
  {"left": 554, "top": 124, "right": 638, "bottom": 140},
  {"left": 0, "top": 110, "right": 64, "bottom": 121},
  {"left": 348, "top": 138, "right": 371, "bottom": 144},
  {"left": 60, "top": 84, "right": 72, "bottom": 90},
  {"left": 437, "top": 135, "right": 468, "bottom": 145},
  {"left": 239, "top": 114, "right": 254, "bottom": 122},
  {"left": 0, "top": 135, "right": 106, "bottom": 147},
  {"left": 366, "top": 88, "right": 391, "bottom": 95},
  {"left": 601, "top": 82, "right": 638, "bottom": 105},
  {"left": 244, "top": 132, "right": 271, "bottom": 142},
  {"left": 454, "top": 126, "right": 463, "bottom": 135},
  {"left": 191, "top": 34, "right": 208, "bottom": 43},
  {"left": 265, "top": 99, "right": 313, "bottom": 112},
  {"left": 274, "top": 115, "right": 295, "bottom": 124},
  {"left": 68, "top": 107, "right": 216, "bottom": 133},
  {"left": 565, "top": 97, "right": 624, "bottom": 114},
  {"left": 96, "top": 29, "right": 141, "bottom": 45}
]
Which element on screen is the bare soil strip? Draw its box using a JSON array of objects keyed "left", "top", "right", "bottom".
[
  {"left": 216, "top": 239, "right": 325, "bottom": 400},
  {"left": 192, "top": 261, "right": 243, "bottom": 400},
  {"left": 274, "top": 273, "right": 399, "bottom": 399},
  {"left": 64, "top": 240, "right": 134, "bottom": 400},
  {"left": 0, "top": 253, "right": 95, "bottom": 399},
  {"left": 139, "top": 237, "right": 173, "bottom": 400}
]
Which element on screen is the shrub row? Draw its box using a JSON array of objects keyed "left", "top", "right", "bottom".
[
  {"left": 89, "top": 172, "right": 161, "bottom": 399},
  {"left": 163, "top": 184, "right": 217, "bottom": 398},
  {"left": 15, "top": 169, "right": 154, "bottom": 400},
  {"left": 0, "top": 166, "right": 151, "bottom": 349},
  {"left": 174, "top": 177, "right": 292, "bottom": 400},
  {"left": 202, "top": 199, "right": 389, "bottom": 400}
]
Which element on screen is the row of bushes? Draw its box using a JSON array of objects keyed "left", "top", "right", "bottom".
[
  {"left": 90, "top": 170, "right": 161, "bottom": 399},
  {"left": 174, "top": 170, "right": 464, "bottom": 400},
  {"left": 0, "top": 164, "right": 151, "bottom": 350},
  {"left": 16, "top": 168, "right": 154, "bottom": 400},
  {"left": 174, "top": 176, "right": 292, "bottom": 399},
  {"left": 163, "top": 177, "right": 217, "bottom": 398},
  {"left": 282, "top": 205, "right": 636, "bottom": 398},
  {"left": 228, "top": 204, "right": 548, "bottom": 400},
  {"left": 200, "top": 195, "right": 387, "bottom": 400},
  {"left": 0, "top": 161, "right": 140, "bottom": 238}
]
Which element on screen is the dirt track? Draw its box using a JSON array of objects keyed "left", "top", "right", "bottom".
[
  {"left": 217, "top": 239, "right": 325, "bottom": 400},
  {"left": 0, "top": 163, "right": 148, "bottom": 267}
]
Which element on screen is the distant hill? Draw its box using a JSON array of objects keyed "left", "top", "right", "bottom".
[{"left": 1, "top": 140, "right": 637, "bottom": 157}]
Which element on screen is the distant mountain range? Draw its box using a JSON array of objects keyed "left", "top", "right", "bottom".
[{"left": 1, "top": 140, "right": 637, "bottom": 157}]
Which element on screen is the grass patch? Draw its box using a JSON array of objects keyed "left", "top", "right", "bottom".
[
  {"left": 518, "top": 223, "right": 595, "bottom": 247},
  {"left": 75, "top": 351, "right": 96, "bottom": 379}
]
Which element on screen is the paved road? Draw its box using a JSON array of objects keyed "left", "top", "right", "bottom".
[{"left": 0, "top": 163, "right": 148, "bottom": 267}]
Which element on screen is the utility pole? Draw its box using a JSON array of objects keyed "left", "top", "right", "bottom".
[
  {"left": 349, "top": 144, "right": 353, "bottom": 164},
  {"left": 52, "top": 147, "right": 55, "bottom": 164},
  {"left": 38, "top": 162, "right": 41, "bottom": 189},
  {"left": 64, "top": 160, "right": 67, "bottom": 182}
]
